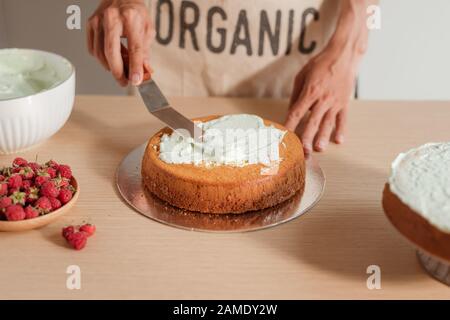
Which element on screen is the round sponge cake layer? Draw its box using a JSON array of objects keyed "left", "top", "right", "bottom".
[
  {"left": 142, "top": 116, "right": 305, "bottom": 214},
  {"left": 383, "top": 142, "right": 450, "bottom": 261},
  {"left": 383, "top": 184, "right": 450, "bottom": 261}
]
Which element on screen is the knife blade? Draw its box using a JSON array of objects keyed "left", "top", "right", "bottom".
[
  {"left": 121, "top": 44, "right": 202, "bottom": 140},
  {"left": 138, "top": 80, "right": 203, "bottom": 140}
]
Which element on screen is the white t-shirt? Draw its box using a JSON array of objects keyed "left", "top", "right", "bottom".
[{"left": 146, "top": 0, "right": 339, "bottom": 98}]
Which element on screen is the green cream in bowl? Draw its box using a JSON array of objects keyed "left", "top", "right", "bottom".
[
  {"left": 0, "top": 52, "right": 63, "bottom": 100},
  {"left": 0, "top": 48, "right": 75, "bottom": 154}
]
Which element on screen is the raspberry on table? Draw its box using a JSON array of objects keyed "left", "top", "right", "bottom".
[
  {"left": 62, "top": 224, "right": 96, "bottom": 250},
  {"left": 66, "top": 232, "right": 88, "bottom": 250},
  {"left": 79, "top": 223, "right": 96, "bottom": 237},
  {"left": 62, "top": 225, "right": 75, "bottom": 239}
]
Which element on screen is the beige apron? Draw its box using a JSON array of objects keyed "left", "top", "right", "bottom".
[{"left": 145, "top": 0, "right": 339, "bottom": 98}]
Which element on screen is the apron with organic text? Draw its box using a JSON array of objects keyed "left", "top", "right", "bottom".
[{"left": 146, "top": 0, "right": 339, "bottom": 98}]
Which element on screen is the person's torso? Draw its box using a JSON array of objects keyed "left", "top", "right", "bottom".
[{"left": 146, "top": 0, "right": 339, "bottom": 98}]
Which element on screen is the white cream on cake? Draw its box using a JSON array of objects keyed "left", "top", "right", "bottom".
[
  {"left": 389, "top": 142, "right": 450, "bottom": 232},
  {"left": 159, "top": 114, "right": 286, "bottom": 167}
]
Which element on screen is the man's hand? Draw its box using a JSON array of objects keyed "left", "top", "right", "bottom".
[
  {"left": 87, "top": 0, "right": 153, "bottom": 86},
  {"left": 286, "top": 44, "right": 358, "bottom": 154},
  {"left": 285, "top": 0, "right": 372, "bottom": 154}
]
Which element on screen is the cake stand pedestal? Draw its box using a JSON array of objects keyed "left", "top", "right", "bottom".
[
  {"left": 116, "top": 143, "right": 326, "bottom": 233},
  {"left": 417, "top": 250, "right": 450, "bottom": 286}
]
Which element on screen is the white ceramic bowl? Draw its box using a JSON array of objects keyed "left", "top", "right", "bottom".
[{"left": 0, "top": 48, "right": 75, "bottom": 154}]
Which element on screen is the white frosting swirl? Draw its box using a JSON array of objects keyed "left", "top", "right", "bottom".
[
  {"left": 159, "top": 114, "right": 286, "bottom": 167},
  {"left": 389, "top": 142, "right": 450, "bottom": 233}
]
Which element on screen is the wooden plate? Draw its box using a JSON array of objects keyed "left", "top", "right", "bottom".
[{"left": 0, "top": 178, "right": 79, "bottom": 232}]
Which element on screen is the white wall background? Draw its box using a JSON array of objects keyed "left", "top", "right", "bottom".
[
  {"left": 1, "top": 0, "right": 449, "bottom": 100},
  {"left": 359, "top": 0, "right": 450, "bottom": 100},
  {"left": 0, "top": 0, "right": 126, "bottom": 95}
]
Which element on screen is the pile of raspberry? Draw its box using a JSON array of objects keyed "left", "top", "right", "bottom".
[
  {"left": 0, "top": 157, "right": 75, "bottom": 221},
  {"left": 62, "top": 224, "right": 96, "bottom": 250}
]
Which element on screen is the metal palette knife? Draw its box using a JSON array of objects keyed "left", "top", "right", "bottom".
[
  {"left": 138, "top": 80, "right": 202, "bottom": 140},
  {"left": 121, "top": 44, "right": 202, "bottom": 140}
]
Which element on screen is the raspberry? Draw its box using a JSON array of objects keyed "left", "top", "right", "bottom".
[
  {"left": 5, "top": 205, "right": 26, "bottom": 221},
  {"left": 24, "top": 206, "right": 39, "bottom": 219},
  {"left": 7, "top": 187, "right": 19, "bottom": 195},
  {"left": 66, "top": 232, "right": 88, "bottom": 250},
  {"left": 18, "top": 167, "right": 35, "bottom": 180},
  {"left": 62, "top": 225, "right": 75, "bottom": 239},
  {"left": 12, "top": 167, "right": 21, "bottom": 174},
  {"left": 12, "top": 157, "right": 28, "bottom": 167},
  {"left": 25, "top": 187, "right": 39, "bottom": 203},
  {"left": 46, "top": 160, "right": 59, "bottom": 169},
  {"left": 49, "top": 197, "right": 62, "bottom": 210},
  {"left": 8, "top": 175, "right": 22, "bottom": 189},
  {"left": 0, "top": 183, "right": 7, "bottom": 196},
  {"left": 0, "top": 197, "right": 12, "bottom": 210},
  {"left": 41, "top": 181, "right": 59, "bottom": 198},
  {"left": 22, "top": 179, "right": 32, "bottom": 190},
  {"left": 53, "top": 176, "right": 70, "bottom": 188},
  {"left": 79, "top": 224, "right": 96, "bottom": 237},
  {"left": 35, "top": 196, "right": 52, "bottom": 214},
  {"left": 35, "top": 175, "right": 50, "bottom": 187},
  {"left": 10, "top": 191, "right": 26, "bottom": 206},
  {"left": 46, "top": 167, "right": 57, "bottom": 179},
  {"left": 58, "top": 165, "right": 72, "bottom": 179},
  {"left": 28, "top": 162, "right": 40, "bottom": 173},
  {"left": 58, "top": 188, "right": 73, "bottom": 204}
]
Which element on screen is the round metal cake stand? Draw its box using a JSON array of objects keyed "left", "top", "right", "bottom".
[
  {"left": 116, "top": 144, "right": 326, "bottom": 233},
  {"left": 417, "top": 250, "right": 450, "bottom": 286}
]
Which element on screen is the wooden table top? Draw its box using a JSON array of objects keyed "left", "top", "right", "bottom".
[{"left": 1, "top": 96, "right": 450, "bottom": 299}]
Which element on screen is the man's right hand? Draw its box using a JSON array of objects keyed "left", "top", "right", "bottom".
[{"left": 87, "top": 0, "right": 153, "bottom": 87}]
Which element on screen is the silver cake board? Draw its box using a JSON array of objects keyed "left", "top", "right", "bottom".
[{"left": 116, "top": 143, "right": 325, "bottom": 233}]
